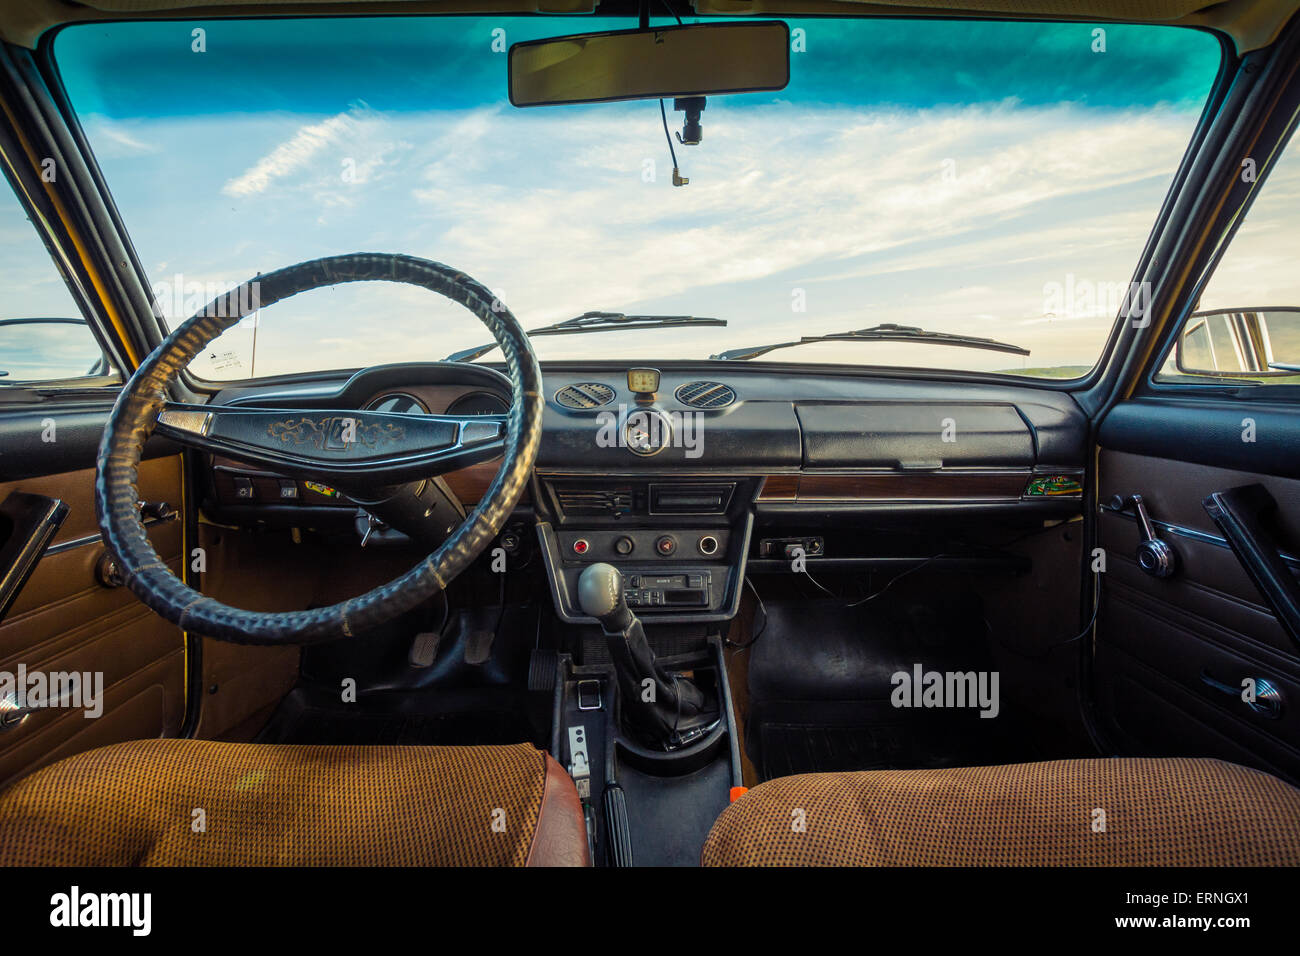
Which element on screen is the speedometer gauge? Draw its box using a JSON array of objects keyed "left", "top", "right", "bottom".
[
  {"left": 445, "top": 391, "right": 509, "bottom": 416},
  {"left": 366, "top": 393, "right": 427, "bottom": 415}
]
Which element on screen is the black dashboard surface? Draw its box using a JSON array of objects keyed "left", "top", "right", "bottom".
[{"left": 208, "top": 362, "right": 1089, "bottom": 474}]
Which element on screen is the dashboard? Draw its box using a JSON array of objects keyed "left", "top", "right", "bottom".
[{"left": 201, "top": 360, "right": 1089, "bottom": 624}]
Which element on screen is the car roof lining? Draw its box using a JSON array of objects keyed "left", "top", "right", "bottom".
[{"left": 3, "top": 0, "right": 1297, "bottom": 51}]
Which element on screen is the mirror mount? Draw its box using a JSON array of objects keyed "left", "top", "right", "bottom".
[{"left": 674, "top": 96, "right": 706, "bottom": 145}]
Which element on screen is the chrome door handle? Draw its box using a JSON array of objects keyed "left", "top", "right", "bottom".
[
  {"left": 0, "top": 674, "right": 82, "bottom": 730},
  {"left": 1201, "top": 669, "right": 1283, "bottom": 719}
]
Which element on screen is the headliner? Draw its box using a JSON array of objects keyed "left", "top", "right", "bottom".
[{"left": 0, "top": 0, "right": 1295, "bottom": 55}]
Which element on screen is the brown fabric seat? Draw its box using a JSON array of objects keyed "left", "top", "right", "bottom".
[
  {"left": 0, "top": 739, "right": 588, "bottom": 866},
  {"left": 702, "top": 757, "right": 1300, "bottom": 866}
]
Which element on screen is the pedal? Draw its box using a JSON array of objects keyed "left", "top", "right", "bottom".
[
  {"left": 463, "top": 628, "right": 495, "bottom": 666},
  {"left": 408, "top": 630, "right": 441, "bottom": 668},
  {"left": 604, "top": 785, "right": 633, "bottom": 867},
  {"left": 527, "top": 648, "right": 560, "bottom": 692}
]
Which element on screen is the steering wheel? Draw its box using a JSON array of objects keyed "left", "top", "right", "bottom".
[{"left": 95, "top": 253, "right": 543, "bottom": 645}]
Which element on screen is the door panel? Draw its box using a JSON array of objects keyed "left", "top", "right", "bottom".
[
  {"left": 0, "top": 456, "right": 186, "bottom": 786},
  {"left": 1095, "top": 444, "right": 1300, "bottom": 782}
]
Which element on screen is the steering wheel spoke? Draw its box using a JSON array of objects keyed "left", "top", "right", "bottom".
[{"left": 155, "top": 402, "right": 507, "bottom": 487}]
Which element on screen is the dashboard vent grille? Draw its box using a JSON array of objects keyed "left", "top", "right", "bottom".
[
  {"left": 554, "top": 383, "right": 616, "bottom": 409},
  {"left": 675, "top": 381, "right": 736, "bottom": 409},
  {"left": 553, "top": 488, "right": 632, "bottom": 516}
]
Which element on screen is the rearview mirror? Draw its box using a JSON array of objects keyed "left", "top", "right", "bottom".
[
  {"left": 508, "top": 22, "right": 790, "bottom": 108},
  {"left": 1175, "top": 308, "right": 1300, "bottom": 378}
]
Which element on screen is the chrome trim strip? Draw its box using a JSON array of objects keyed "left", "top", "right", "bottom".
[{"left": 1100, "top": 503, "right": 1300, "bottom": 570}]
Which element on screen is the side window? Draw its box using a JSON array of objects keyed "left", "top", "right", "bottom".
[
  {"left": 0, "top": 181, "right": 116, "bottom": 384},
  {"left": 1158, "top": 129, "right": 1300, "bottom": 384}
]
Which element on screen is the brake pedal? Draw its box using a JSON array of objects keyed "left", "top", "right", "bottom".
[
  {"left": 464, "top": 628, "right": 495, "bottom": 665},
  {"left": 408, "top": 629, "right": 442, "bottom": 668}
]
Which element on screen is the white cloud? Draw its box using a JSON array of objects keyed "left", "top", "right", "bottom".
[
  {"left": 222, "top": 108, "right": 364, "bottom": 197},
  {"left": 80, "top": 98, "right": 1213, "bottom": 377}
]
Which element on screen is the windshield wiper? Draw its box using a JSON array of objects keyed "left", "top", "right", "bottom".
[
  {"left": 711, "top": 323, "right": 1030, "bottom": 361},
  {"left": 445, "top": 311, "right": 727, "bottom": 362}
]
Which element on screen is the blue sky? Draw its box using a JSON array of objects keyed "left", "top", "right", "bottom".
[{"left": 13, "top": 16, "right": 1246, "bottom": 379}]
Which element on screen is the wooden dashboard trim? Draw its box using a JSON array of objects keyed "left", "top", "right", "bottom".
[
  {"left": 758, "top": 471, "right": 1035, "bottom": 501},
  {"left": 442, "top": 457, "right": 511, "bottom": 504}
]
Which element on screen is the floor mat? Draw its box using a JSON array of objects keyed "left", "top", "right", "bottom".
[
  {"left": 758, "top": 722, "right": 903, "bottom": 779},
  {"left": 746, "top": 594, "right": 1032, "bottom": 779}
]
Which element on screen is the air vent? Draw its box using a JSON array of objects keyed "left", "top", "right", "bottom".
[
  {"left": 553, "top": 487, "right": 635, "bottom": 516},
  {"left": 554, "top": 382, "right": 616, "bottom": 409},
  {"left": 675, "top": 381, "right": 736, "bottom": 408}
]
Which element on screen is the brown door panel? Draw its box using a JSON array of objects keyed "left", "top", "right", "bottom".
[
  {"left": 1099, "top": 449, "right": 1300, "bottom": 550},
  {"left": 1100, "top": 511, "right": 1297, "bottom": 656},
  {"left": 0, "top": 456, "right": 187, "bottom": 786},
  {"left": 1096, "top": 659, "right": 1299, "bottom": 780},
  {"left": 1096, "top": 448, "right": 1300, "bottom": 781},
  {"left": 1100, "top": 575, "right": 1300, "bottom": 763}
]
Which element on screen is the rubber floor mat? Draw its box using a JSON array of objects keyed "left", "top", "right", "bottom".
[{"left": 758, "top": 722, "right": 904, "bottom": 779}]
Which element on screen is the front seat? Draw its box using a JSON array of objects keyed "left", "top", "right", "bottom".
[
  {"left": 702, "top": 757, "right": 1300, "bottom": 866},
  {"left": 0, "top": 739, "right": 588, "bottom": 866}
]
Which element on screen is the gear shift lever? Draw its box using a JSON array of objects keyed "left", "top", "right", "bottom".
[{"left": 578, "top": 563, "right": 713, "bottom": 748}]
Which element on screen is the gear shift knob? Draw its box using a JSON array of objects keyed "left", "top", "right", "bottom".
[
  {"left": 577, "top": 563, "right": 631, "bottom": 629},
  {"left": 577, "top": 562, "right": 713, "bottom": 748}
]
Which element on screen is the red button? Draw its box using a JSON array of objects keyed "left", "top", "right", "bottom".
[{"left": 572, "top": 539, "right": 590, "bottom": 555}]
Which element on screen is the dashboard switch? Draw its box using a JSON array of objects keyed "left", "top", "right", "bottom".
[
  {"left": 655, "top": 535, "right": 677, "bottom": 556},
  {"left": 572, "top": 538, "right": 590, "bottom": 556},
  {"left": 615, "top": 535, "right": 635, "bottom": 555},
  {"left": 232, "top": 477, "right": 255, "bottom": 500},
  {"left": 278, "top": 480, "right": 299, "bottom": 501}
]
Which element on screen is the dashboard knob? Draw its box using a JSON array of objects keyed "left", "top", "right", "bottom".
[{"left": 615, "top": 535, "right": 635, "bottom": 555}]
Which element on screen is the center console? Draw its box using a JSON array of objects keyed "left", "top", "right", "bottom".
[
  {"left": 534, "top": 472, "right": 755, "bottom": 865},
  {"left": 534, "top": 476, "right": 758, "bottom": 625}
]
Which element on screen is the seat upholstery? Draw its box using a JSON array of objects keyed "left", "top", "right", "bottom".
[
  {"left": 702, "top": 757, "right": 1300, "bottom": 866},
  {"left": 0, "top": 739, "right": 589, "bottom": 866}
]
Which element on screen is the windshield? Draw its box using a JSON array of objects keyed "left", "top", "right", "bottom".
[{"left": 53, "top": 16, "right": 1222, "bottom": 380}]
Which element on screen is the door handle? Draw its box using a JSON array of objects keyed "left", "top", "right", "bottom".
[
  {"left": 1200, "top": 669, "right": 1283, "bottom": 719},
  {"left": 0, "top": 673, "right": 83, "bottom": 730}
]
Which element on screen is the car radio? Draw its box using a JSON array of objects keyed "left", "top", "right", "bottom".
[{"left": 623, "top": 572, "right": 712, "bottom": 608}]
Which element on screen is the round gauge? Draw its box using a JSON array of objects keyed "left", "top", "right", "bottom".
[
  {"left": 445, "top": 391, "right": 509, "bottom": 416},
  {"left": 623, "top": 408, "right": 672, "bottom": 457},
  {"left": 366, "top": 392, "right": 428, "bottom": 414}
]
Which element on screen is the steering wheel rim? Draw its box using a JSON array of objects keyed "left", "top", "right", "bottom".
[{"left": 95, "top": 253, "right": 543, "bottom": 645}]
